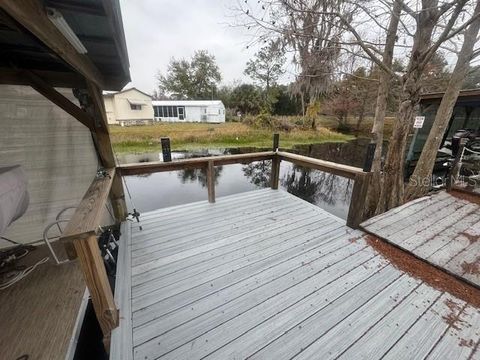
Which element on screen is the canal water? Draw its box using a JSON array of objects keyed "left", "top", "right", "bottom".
[{"left": 118, "top": 138, "right": 372, "bottom": 220}]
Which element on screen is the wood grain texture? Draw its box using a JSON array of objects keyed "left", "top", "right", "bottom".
[
  {"left": 0, "top": 244, "right": 86, "bottom": 360},
  {"left": 362, "top": 191, "right": 480, "bottom": 288},
  {"left": 110, "top": 189, "right": 480, "bottom": 360},
  {"left": 206, "top": 160, "right": 215, "bottom": 203},
  {"left": 73, "top": 233, "right": 118, "bottom": 336},
  {"left": 60, "top": 168, "right": 115, "bottom": 242},
  {"left": 346, "top": 172, "right": 372, "bottom": 228},
  {"left": 278, "top": 151, "right": 364, "bottom": 179},
  {"left": 23, "top": 70, "right": 94, "bottom": 130},
  {"left": 118, "top": 152, "right": 275, "bottom": 176},
  {"left": 270, "top": 153, "right": 280, "bottom": 190}
]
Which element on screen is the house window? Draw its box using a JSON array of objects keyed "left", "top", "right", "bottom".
[{"left": 130, "top": 104, "right": 141, "bottom": 110}]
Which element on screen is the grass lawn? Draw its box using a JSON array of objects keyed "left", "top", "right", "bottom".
[{"left": 110, "top": 122, "right": 355, "bottom": 153}]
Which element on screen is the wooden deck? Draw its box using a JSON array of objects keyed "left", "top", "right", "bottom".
[
  {"left": 111, "top": 189, "right": 480, "bottom": 359},
  {"left": 0, "top": 243, "right": 87, "bottom": 360},
  {"left": 362, "top": 191, "right": 480, "bottom": 288}
]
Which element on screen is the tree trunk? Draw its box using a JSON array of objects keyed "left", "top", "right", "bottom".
[
  {"left": 405, "top": 0, "right": 480, "bottom": 201},
  {"left": 376, "top": 93, "right": 417, "bottom": 213},
  {"left": 375, "top": 0, "right": 439, "bottom": 213},
  {"left": 363, "top": 0, "right": 401, "bottom": 217}
]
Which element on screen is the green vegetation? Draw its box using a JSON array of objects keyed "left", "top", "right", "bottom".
[{"left": 110, "top": 120, "right": 354, "bottom": 153}]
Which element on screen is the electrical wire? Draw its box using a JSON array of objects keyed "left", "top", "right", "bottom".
[{"left": 0, "top": 256, "right": 49, "bottom": 290}]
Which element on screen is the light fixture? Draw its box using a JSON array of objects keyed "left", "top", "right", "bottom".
[{"left": 46, "top": 7, "right": 88, "bottom": 54}]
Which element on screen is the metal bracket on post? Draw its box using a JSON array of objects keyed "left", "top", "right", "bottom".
[{"left": 161, "top": 137, "right": 172, "bottom": 162}]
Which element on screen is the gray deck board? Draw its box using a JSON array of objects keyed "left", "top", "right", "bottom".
[
  {"left": 362, "top": 191, "right": 480, "bottom": 288},
  {"left": 111, "top": 189, "right": 480, "bottom": 359}
]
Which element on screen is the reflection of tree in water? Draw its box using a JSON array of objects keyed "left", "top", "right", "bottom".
[
  {"left": 281, "top": 165, "right": 353, "bottom": 206},
  {"left": 242, "top": 161, "right": 272, "bottom": 188},
  {"left": 178, "top": 166, "right": 223, "bottom": 187}
]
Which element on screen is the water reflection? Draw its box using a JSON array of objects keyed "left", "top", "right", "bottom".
[{"left": 118, "top": 138, "right": 371, "bottom": 220}]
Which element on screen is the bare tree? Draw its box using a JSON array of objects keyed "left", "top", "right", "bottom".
[
  {"left": 405, "top": 0, "right": 480, "bottom": 201},
  {"left": 233, "top": 0, "right": 477, "bottom": 214},
  {"left": 376, "top": 0, "right": 472, "bottom": 213},
  {"left": 364, "top": 0, "right": 402, "bottom": 217}
]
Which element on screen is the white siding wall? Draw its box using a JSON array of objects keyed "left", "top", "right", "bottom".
[
  {"left": 154, "top": 103, "right": 226, "bottom": 123},
  {"left": 104, "top": 88, "right": 154, "bottom": 125}
]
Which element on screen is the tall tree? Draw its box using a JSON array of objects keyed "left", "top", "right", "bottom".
[
  {"left": 376, "top": 0, "right": 470, "bottom": 213},
  {"left": 365, "top": 0, "right": 402, "bottom": 217},
  {"left": 157, "top": 50, "right": 221, "bottom": 99},
  {"left": 405, "top": 0, "right": 480, "bottom": 201},
  {"left": 244, "top": 40, "right": 286, "bottom": 93}
]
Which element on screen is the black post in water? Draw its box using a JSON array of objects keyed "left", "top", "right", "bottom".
[
  {"left": 273, "top": 133, "right": 279, "bottom": 151},
  {"left": 363, "top": 142, "right": 376, "bottom": 172},
  {"left": 161, "top": 137, "right": 172, "bottom": 162}
]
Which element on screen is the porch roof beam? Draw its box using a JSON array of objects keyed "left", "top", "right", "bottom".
[{"left": 0, "top": 0, "right": 106, "bottom": 89}]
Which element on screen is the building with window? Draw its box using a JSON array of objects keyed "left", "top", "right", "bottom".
[
  {"left": 152, "top": 100, "right": 226, "bottom": 123},
  {"left": 103, "top": 87, "right": 154, "bottom": 126}
]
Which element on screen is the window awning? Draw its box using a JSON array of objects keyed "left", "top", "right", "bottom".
[{"left": 127, "top": 99, "right": 147, "bottom": 106}]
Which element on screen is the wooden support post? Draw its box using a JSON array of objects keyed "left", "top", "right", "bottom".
[
  {"left": 161, "top": 137, "right": 172, "bottom": 162},
  {"left": 73, "top": 233, "right": 118, "bottom": 339},
  {"left": 346, "top": 172, "right": 372, "bottom": 229},
  {"left": 271, "top": 154, "right": 281, "bottom": 190},
  {"left": 271, "top": 134, "right": 281, "bottom": 190},
  {"left": 207, "top": 160, "right": 215, "bottom": 203},
  {"left": 75, "top": 81, "right": 127, "bottom": 222},
  {"left": 273, "top": 133, "right": 279, "bottom": 151}
]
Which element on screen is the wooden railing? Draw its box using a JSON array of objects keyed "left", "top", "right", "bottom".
[
  {"left": 117, "top": 144, "right": 372, "bottom": 229},
  {"left": 61, "top": 136, "right": 373, "bottom": 346},
  {"left": 59, "top": 168, "right": 119, "bottom": 342}
]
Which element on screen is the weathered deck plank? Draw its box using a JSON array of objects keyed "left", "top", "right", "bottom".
[
  {"left": 111, "top": 189, "right": 480, "bottom": 359},
  {"left": 362, "top": 191, "right": 480, "bottom": 288}
]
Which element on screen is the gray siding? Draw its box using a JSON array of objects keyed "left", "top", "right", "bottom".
[{"left": 0, "top": 85, "right": 99, "bottom": 247}]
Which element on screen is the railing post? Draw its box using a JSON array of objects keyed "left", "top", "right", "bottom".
[
  {"left": 73, "top": 232, "right": 118, "bottom": 345},
  {"left": 161, "top": 137, "right": 172, "bottom": 162},
  {"left": 346, "top": 172, "right": 372, "bottom": 229},
  {"left": 273, "top": 133, "right": 279, "bottom": 151},
  {"left": 271, "top": 134, "right": 280, "bottom": 190},
  {"left": 207, "top": 160, "right": 215, "bottom": 203}
]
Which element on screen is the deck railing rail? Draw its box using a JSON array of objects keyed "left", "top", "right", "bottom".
[
  {"left": 59, "top": 135, "right": 373, "bottom": 344},
  {"left": 117, "top": 136, "right": 373, "bottom": 229}
]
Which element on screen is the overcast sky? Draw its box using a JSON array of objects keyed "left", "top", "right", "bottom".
[{"left": 119, "top": 0, "right": 263, "bottom": 94}]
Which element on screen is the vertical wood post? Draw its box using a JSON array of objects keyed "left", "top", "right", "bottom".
[
  {"left": 273, "top": 133, "right": 279, "bottom": 151},
  {"left": 207, "top": 160, "right": 215, "bottom": 203},
  {"left": 161, "top": 137, "right": 172, "bottom": 162},
  {"left": 346, "top": 172, "right": 372, "bottom": 228},
  {"left": 271, "top": 134, "right": 281, "bottom": 190},
  {"left": 271, "top": 154, "right": 281, "bottom": 190},
  {"left": 75, "top": 82, "right": 128, "bottom": 222},
  {"left": 73, "top": 233, "right": 118, "bottom": 339}
]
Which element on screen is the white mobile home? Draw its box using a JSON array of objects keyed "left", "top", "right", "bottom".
[{"left": 152, "top": 100, "right": 225, "bottom": 123}]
